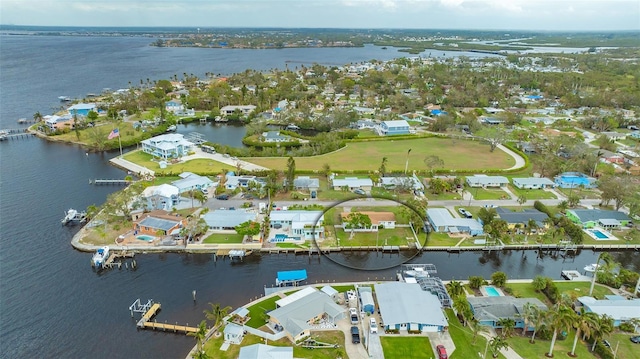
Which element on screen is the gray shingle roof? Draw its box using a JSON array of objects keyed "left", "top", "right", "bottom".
[
  {"left": 138, "top": 216, "right": 181, "bottom": 231},
  {"left": 203, "top": 209, "right": 256, "bottom": 228},
  {"left": 569, "top": 209, "right": 630, "bottom": 223},
  {"left": 495, "top": 208, "right": 549, "bottom": 226},
  {"left": 269, "top": 291, "right": 344, "bottom": 338},
  {"left": 467, "top": 296, "right": 547, "bottom": 322}
]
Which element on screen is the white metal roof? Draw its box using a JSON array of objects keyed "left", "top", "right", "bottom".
[
  {"left": 276, "top": 287, "right": 317, "bottom": 308},
  {"left": 374, "top": 282, "right": 447, "bottom": 327}
]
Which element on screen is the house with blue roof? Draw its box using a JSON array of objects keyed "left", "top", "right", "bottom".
[
  {"left": 554, "top": 172, "right": 597, "bottom": 189},
  {"left": 380, "top": 120, "right": 410, "bottom": 136}
]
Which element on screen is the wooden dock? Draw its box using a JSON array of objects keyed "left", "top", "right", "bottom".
[
  {"left": 103, "top": 251, "right": 135, "bottom": 269},
  {"left": 134, "top": 301, "right": 198, "bottom": 334},
  {"left": 90, "top": 179, "right": 131, "bottom": 185}
]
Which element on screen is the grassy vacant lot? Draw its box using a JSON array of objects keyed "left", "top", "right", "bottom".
[
  {"left": 505, "top": 282, "right": 614, "bottom": 304},
  {"left": 53, "top": 120, "right": 137, "bottom": 144},
  {"left": 245, "top": 137, "right": 515, "bottom": 172},
  {"left": 469, "top": 187, "right": 510, "bottom": 200},
  {"left": 245, "top": 295, "right": 280, "bottom": 328},
  {"left": 203, "top": 330, "right": 346, "bottom": 359},
  {"left": 123, "top": 149, "right": 233, "bottom": 175},
  {"left": 445, "top": 309, "right": 504, "bottom": 359},
  {"left": 558, "top": 187, "right": 602, "bottom": 200},
  {"left": 334, "top": 228, "right": 414, "bottom": 247},
  {"left": 507, "top": 185, "right": 558, "bottom": 200},
  {"left": 426, "top": 232, "right": 461, "bottom": 247},
  {"left": 508, "top": 330, "right": 592, "bottom": 358},
  {"left": 380, "top": 336, "right": 433, "bottom": 359},
  {"left": 202, "top": 233, "right": 244, "bottom": 244}
]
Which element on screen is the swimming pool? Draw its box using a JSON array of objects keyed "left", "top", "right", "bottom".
[
  {"left": 137, "top": 235, "right": 155, "bottom": 242},
  {"left": 589, "top": 230, "right": 609, "bottom": 239},
  {"left": 485, "top": 286, "right": 502, "bottom": 297}
]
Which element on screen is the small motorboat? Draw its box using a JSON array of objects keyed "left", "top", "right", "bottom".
[
  {"left": 584, "top": 263, "right": 600, "bottom": 272},
  {"left": 92, "top": 246, "right": 110, "bottom": 268},
  {"left": 61, "top": 208, "right": 87, "bottom": 225}
]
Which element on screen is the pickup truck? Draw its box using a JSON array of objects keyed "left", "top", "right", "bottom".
[{"left": 351, "top": 326, "right": 360, "bottom": 344}]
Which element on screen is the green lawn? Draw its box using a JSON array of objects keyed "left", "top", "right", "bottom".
[
  {"left": 371, "top": 187, "right": 414, "bottom": 202},
  {"left": 508, "top": 331, "right": 592, "bottom": 358},
  {"left": 505, "top": 282, "right": 614, "bottom": 304},
  {"left": 276, "top": 242, "right": 309, "bottom": 249},
  {"left": 380, "top": 336, "right": 434, "bottom": 359},
  {"left": 245, "top": 137, "right": 515, "bottom": 172},
  {"left": 445, "top": 309, "right": 504, "bottom": 359},
  {"left": 507, "top": 185, "right": 558, "bottom": 200},
  {"left": 202, "top": 233, "right": 244, "bottom": 244},
  {"left": 425, "top": 191, "right": 464, "bottom": 201},
  {"left": 245, "top": 295, "right": 280, "bottom": 328},
  {"left": 609, "top": 332, "right": 640, "bottom": 359},
  {"left": 426, "top": 232, "right": 460, "bottom": 247},
  {"left": 335, "top": 228, "right": 414, "bottom": 247},
  {"left": 558, "top": 187, "right": 602, "bottom": 200},
  {"left": 469, "top": 187, "right": 510, "bottom": 200},
  {"left": 123, "top": 149, "right": 234, "bottom": 175}
]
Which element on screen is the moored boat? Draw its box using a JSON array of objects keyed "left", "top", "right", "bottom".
[
  {"left": 584, "top": 263, "right": 600, "bottom": 272},
  {"left": 92, "top": 246, "right": 110, "bottom": 268},
  {"left": 61, "top": 208, "right": 87, "bottom": 225},
  {"left": 58, "top": 96, "right": 71, "bottom": 102}
]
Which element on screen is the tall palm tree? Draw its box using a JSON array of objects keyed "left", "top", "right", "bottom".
[
  {"left": 187, "top": 320, "right": 208, "bottom": 353},
  {"left": 468, "top": 318, "right": 490, "bottom": 344},
  {"left": 590, "top": 314, "right": 614, "bottom": 352},
  {"left": 204, "top": 302, "right": 232, "bottom": 331},
  {"left": 497, "top": 318, "right": 515, "bottom": 338},
  {"left": 489, "top": 336, "right": 509, "bottom": 358},
  {"left": 570, "top": 310, "right": 598, "bottom": 356},
  {"left": 453, "top": 295, "right": 472, "bottom": 327},
  {"left": 523, "top": 302, "right": 546, "bottom": 343},
  {"left": 447, "top": 280, "right": 465, "bottom": 298},
  {"left": 546, "top": 305, "right": 577, "bottom": 357}
]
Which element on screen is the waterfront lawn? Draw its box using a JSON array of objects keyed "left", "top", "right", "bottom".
[
  {"left": 380, "top": 337, "right": 432, "bottom": 359},
  {"left": 123, "top": 149, "right": 233, "bottom": 175},
  {"left": 245, "top": 295, "right": 280, "bottom": 328},
  {"left": 425, "top": 232, "right": 459, "bottom": 247},
  {"left": 81, "top": 221, "right": 132, "bottom": 245},
  {"left": 505, "top": 282, "right": 614, "bottom": 303},
  {"left": 276, "top": 242, "right": 309, "bottom": 249},
  {"left": 335, "top": 228, "right": 413, "bottom": 247},
  {"left": 610, "top": 332, "right": 639, "bottom": 359},
  {"left": 445, "top": 309, "right": 504, "bottom": 359},
  {"left": 245, "top": 137, "right": 514, "bottom": 172},
  {"left": 202, "top": 233, "right": 244, "bottom": 244},
  {"left": 507, "top": 185, "right": 558, "bottom": 200}
]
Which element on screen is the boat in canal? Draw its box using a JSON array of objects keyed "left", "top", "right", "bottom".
[
  {"left": 61, "top": 208, "right": 87, "bottom": 225},
  {"left": 91, "top": 246, "right": 110, "bottom": 268}
]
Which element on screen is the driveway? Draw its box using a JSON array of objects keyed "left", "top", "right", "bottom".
[{"left": 180, "top": 147, "right": 269, "bottom": 171}]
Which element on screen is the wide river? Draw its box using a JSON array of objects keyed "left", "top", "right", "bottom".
[{"left": 0, "top": 34, "right": 637, "bottom": 358}]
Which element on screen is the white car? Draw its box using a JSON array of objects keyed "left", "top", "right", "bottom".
[{"left": 369, "top": 318, "right": 378, "bottom": 334}]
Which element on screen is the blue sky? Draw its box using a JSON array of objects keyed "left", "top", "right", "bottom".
[{"left": 1, "top": 0, "right": 638, "bottom": 31}]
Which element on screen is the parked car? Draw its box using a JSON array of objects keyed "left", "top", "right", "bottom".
[
  {"left": 458, "top": 208, "right": 472, "bottom": 218},
  {"left": 369, "top": 318, "right": 378, "bottom": 334},
  {"left": 351, "top": 326, "right": 360, "bottom": 344},
  {"left": 216, "top": 194, "right": 229, "bottom": 200},
  {"left": 353, "top": 188, "right": 366, "bottom": 195},
  {"left": 436, "top": 345, "right": 448, "bottom": 359},
  {"left": 350, "top": 308, "right": 358, "bottom": 324},
  {"left": 630, "top": 336, "right": 640, "bottom": 344},
  {"left": 483, "top": 204, "right": 498, "bottom": 208}
]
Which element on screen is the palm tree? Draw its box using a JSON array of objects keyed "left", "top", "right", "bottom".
[
  {"left": 33, "top": 111, "right": 43, "bottom": 122},
  {"left": 590, "top": 314, "right": 614, "bottom": 352},
  {"left": 546, "top": 305, "right": 577, "bottom": 357},
  {"left": 497, "top": 318, "right": 515, "bottom": 338},
  {"left": 489, "top": 336, "right": 509, "bottom": 358},
  {"left": 523, "top": 302, "right": 546, "bottom": 343},
  {"left": 446, "top": 280, "right": 465, "bottom": 298},
  {"left": 468, "top": 318, "right": 490, "bottom": 344},
  {"left": 570, "top": 310, "right": 598, "bottom": 356},
  {"left": 187, "top": 320, "right": 208, "bottom": 354},
  {"left": 204, "top": 302, "right": 232, "bottom": 331},
  {"left": 453, "top": 295, "right": 472, "bottom": 327},
  {"left": 517, "top": 194, "right": 527, "bottom": 208},
  {"left": 532, "top": 275, "right": 547, "bottom": 293}
]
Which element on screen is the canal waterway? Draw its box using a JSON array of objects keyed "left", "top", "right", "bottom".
[{"left": 0, "top": 34, "right": 638, "bottom": 359}]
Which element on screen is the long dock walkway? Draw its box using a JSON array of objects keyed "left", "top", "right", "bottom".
[{"left": 134, "top": 301, "right": 198, "bottom": 334}]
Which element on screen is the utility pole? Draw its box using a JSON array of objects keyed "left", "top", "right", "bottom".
[{"left": 589, "top": 253, "right": 603, "bottom": 296}]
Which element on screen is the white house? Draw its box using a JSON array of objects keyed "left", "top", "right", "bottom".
[
  {"left": 379, "top": 120, "right": 410, "bottom": 136},
  {"left": 261, "top": 131, "right": 291, "bottom": 143},
  {"left": 171, "top": 172, "right": 214, "bottom": 194},
  {"left": 380, "top": 176, "right": 424, "bottom": 191},
  {"left": 341, "top": 211, "right": 396, "bottom": 231},
  {"left": 270, "top": 210, "right": 324, "bottom": 240},
  {"left": 374, "top": 282, "right": 448, "bottom": 332},
  {"left": 202, "top": 209, "right": 257, "bottom": 230},
  {"left": 466, "top": 175, "right": 509, "bottom": 188},
  {"left": 225, "top": 175, "right": 261, "bottom": 190},
  {"left": 512, "top": 177, "right": 555, "bottom": 189},
  {"left": 332, "top": 177, "right": 373, "bottom": 191},
  {"left": 223, "top": 323, "right": 244, "bottom": 345},
  {"left": 141, "top": 134, "right": 194, "bottom": 160},
  {"left": 427, "top": 208, "right": 484, "bottom": 236},
  {"left": 577, "top": 296, "right": 640, "bottom": 327},
  {"left": 140, "top": 184, "right": 179, "bottom": 211},
  {"left": 220, "top": 105, "right": 256, "bottom": 116},
  {"left": 238, "top": 344, "right": 293, "bottom": 359}
]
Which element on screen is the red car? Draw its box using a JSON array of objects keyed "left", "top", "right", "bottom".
[{"left": 436, "top": 345, "right": 448, "bottom": 359}]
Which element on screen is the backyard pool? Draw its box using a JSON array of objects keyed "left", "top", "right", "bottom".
[
  {"left": 136, "top": 235, "right": 156, "bottom": 242},
  {"left": 270, "top": 234, "right": 289, "bottom": 242},
  {"left": 587, "top": 229, "right": 614, "bottom": 240},
  {"left": 483, "top": 286, "right": 503, "bottom": 297}
]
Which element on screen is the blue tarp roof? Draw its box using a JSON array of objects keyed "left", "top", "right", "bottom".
[{"left": 277, "top": 269, "right": 307, "bottom": 282}]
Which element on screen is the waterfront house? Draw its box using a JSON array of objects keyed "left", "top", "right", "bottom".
[
  {"left": 292, "top": 176, "right": 320, "bottom": 199},
  {"left": 238, "top": 344, "right": 293, "bottom": 359},
  {"left": 269, "top": 211, "right": 324, "bottom": 240},
  {"left": 140, "top": 184, "right": 179, "bottom": 211},
  {"left": 261, "top": 131, "right": 291, "bottom": 143},
  {"left": 466, "top": 175, "right": 509, "bottom": 188},
  {"left": 426, "top": 208, "right": 484, "bottom": 236},
  {"left": 44, "top": 114, "right": 74, "bottom": 131},
  {"left": 141, "top": 134, "right": 194, "bottom": 160},
  {"left": 379, "top": 120, "right": 410, "bottom": 136},
  {"left": 375, "top": 282, "right": 448, "bottom": 332},
  {"left": 467, "top": 296, "right": 548, "bottom": 329},
  {"left": 341, "top": 211, "right": 396, "bottom": 231},
  {"left": 577, "top": 296, "right": 640, "bottom": 327},
  {"left": 202, "top": 209, "right": 256, "bottom": 230},
  {"left": 331, "top": 177, "right": 373, "bottom": 191},
  {"left": 220, "top": 105, "right": 256, "bottom": 116},
  {"left": 601, "top": 132, "right": 626, "bottom": 141},
  {"left": 482, "top": 117, "right": 504, "bottom": 125},
  {"left": 357, "top": 286, "right": 375, "bottom": 314},
  {"left": 133, "top": 210, "right": 186, "bottom": 236},
  {"left": 268, "top": 290, "right": 345, "bottom": 342},
  {"left": 495, "top": 208, "right": 549, "bottom": 232},
  {"left": 223, "top": 323, "right": 244, "bottom": 345},
  {"left": 67, "top": 103, "right": 96, "bottom": 117},
  {"left": 553, "top": 172, "right": 597, "bottom": 189},
  {"left": 565, "top": 209, "right": 631, "bottom": 229},
  {"left": 171, "top": 172, "right": 214, "bottom": 194},
  {"left": 512, "top": 177, "right": 555, "bottom": 189},
  {"left": 165, "top": 100, "right": 184, "bottom": 113}
]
